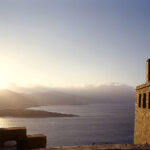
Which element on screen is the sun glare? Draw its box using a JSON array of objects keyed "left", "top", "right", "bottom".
[
  {"left": 0, "top": 118, "right": 10, "bottom": 128},
  {"left": 0, "top": 80, "right": 8, "bottom": 89}
]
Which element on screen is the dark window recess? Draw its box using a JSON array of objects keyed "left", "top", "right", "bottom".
[
  {"left": 139, "top": 94, "right": 141, "bottom": 107},
  {"left": 148, "top": 93, "right": 150, "bottom": 109},
  {"left": 143, "top": 93, "right": 146, "bottom": 108}
]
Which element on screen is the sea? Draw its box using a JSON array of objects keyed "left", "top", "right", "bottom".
[{"left": 0, "top": 101, "right": 134, "bottom": 147}]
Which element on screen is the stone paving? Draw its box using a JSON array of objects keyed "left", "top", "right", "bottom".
[
  {"left": 41, "top": 144, "right": 150, "bottom": 150},
  {"left": 2, "top": 144, "right": 150, "bottom": 150}
]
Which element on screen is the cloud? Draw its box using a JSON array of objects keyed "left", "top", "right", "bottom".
[
  {"left": 9, "top": 82, "right": 135, "bottom": 103},
  {"left": 56, "top": 83, "right": 135, "bottom": 103}
]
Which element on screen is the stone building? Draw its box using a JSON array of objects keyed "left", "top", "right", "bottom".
[{"left": 134, "top": 59, "right": 150, "bottom": 144}]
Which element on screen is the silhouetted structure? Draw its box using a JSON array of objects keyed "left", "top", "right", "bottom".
[
  {"left": 0, "top": 127, "right": 46, "bottom": 149},
  {"left": 134, "top": 59, "right": 150, "bottom": 144}
]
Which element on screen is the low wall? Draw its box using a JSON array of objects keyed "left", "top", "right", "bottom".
[{"left": 44, "top": 144, "right": 150, "bottom": 150}]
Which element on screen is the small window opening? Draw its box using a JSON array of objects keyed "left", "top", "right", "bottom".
[
  {"left": 139, "top": 94, "right": 141, "bottom": 107},
  {"left": 143, "top": 93, "right": 146, "bottom": 108},
  {"left": 149, "top": 93, "right": 150, "bottom": 109}
]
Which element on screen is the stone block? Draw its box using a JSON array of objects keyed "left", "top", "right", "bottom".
[
  {"left": 26, "top": 134, "right": 46, "bottom": 149},
  {"left": 0, "top": 127, "right": 26, "bottom": 142}
]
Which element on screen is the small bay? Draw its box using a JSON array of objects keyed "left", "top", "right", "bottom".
[{"left": 0, "top": 102, "right": 134, "bottom": 147}]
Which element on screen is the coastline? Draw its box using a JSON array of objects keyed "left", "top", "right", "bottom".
[{"left": 0, "top": 109, "right": 78, "bottom": 118}]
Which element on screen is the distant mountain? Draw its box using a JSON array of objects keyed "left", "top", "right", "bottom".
[
  {"left": 0, "top": 83, "right": 135, "bottom": 109},
  {"left": 0, "top": 90, "right": 85, "bottom": 109},
  {"left": 29, "top": 91, "right": 86, "bottom": 105},
  {"left": 0, "top": 90, "right": 37, "bottom": 109},
  {"left": 57, "top": 83, "right": 135, "bottom": 103}
]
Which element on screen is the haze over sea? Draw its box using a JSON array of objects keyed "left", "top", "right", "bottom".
[
  {"left": 0, "top": 0, "right": 150, "bottom": 149},
  {"left": 0, "top": 101, "right": 134, "bottom": 147}
]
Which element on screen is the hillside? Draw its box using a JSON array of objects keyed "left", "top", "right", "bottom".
[
  {"left": 0, "top": 90, "right": 37, "bottom": 109},
  {"left": 0, "top": 84, "right": 135, "bottom": 109},
  {"left": 0, "top": 109, "right": 77, "bottom": 118},
  {"left": 0, "top": 90, "right": 85, "bottom": 109}
]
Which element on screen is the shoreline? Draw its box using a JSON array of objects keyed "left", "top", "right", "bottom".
[{"left": 0, "top": 109, "right": 78, "bottom": 118}]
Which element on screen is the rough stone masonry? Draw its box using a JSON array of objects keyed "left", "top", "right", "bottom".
[{"left": 134, "top": 59, "right": 150, "bottom": 144}]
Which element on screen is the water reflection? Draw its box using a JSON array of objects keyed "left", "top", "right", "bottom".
[
  {"left": 0, "top": 103, "right": 134, "bottom": 147},
  {"left": 0, "top": 118, "right": 11, "bottom": 128}
]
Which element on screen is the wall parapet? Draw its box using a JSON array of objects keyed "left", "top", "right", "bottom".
[{"left": 136, "top": 82, "right": 150, "bottom": 90}]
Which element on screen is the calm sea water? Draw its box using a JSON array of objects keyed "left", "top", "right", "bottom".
[{"left": 0, "top": 102, "right": 134, "bottom": 147}]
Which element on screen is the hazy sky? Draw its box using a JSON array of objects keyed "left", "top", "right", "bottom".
[{"left": 0, "top": 0, "right": 150, "bottom": 89}]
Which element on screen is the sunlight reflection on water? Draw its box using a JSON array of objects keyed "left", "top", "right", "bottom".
[
  {"left": 0, "top": 103, "right": 134, "bottom": 147},
  {"left": 0, "top": 118, "right": 9, "bottom": 127}
]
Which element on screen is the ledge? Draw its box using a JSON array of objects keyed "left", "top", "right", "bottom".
[
  {"left": 136, "top": 82, "right": 150, "bottom": 90},
  {"left": 43, "top": 144, "right": 150, "bottom": 150}
]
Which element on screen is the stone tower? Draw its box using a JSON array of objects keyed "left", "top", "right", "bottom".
[{"left": 134, "top": 59, "right": 150, "bottom": 144}]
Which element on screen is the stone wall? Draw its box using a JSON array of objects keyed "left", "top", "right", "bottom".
[
  {"left": 134, "top": 84, "right": 150, "bottom": 144},
  {"left": 44, "top": 144, "right": 150, "bottom": 150},
  {"left": 0, "top": 127, "right": 46, "bottom": 149}
]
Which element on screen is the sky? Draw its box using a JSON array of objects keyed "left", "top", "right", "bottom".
[{"left": 0, "top": 0, "right": 150, "bottom": 89}]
